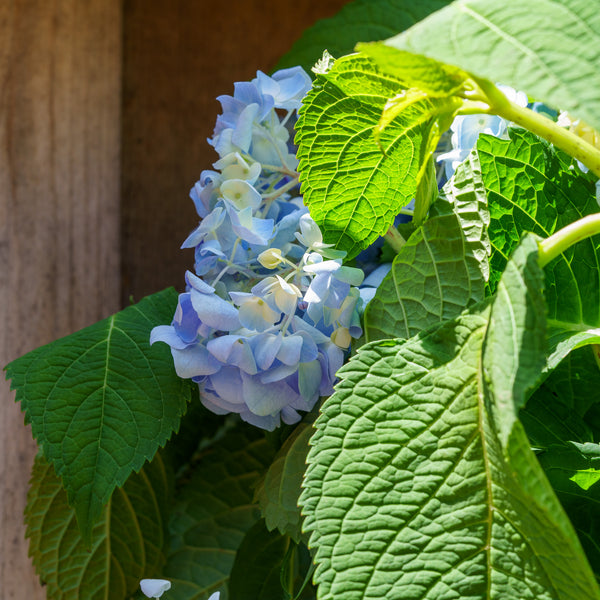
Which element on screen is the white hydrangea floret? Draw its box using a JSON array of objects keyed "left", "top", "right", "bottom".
[{"left": 140, "top": 579, "right": 171, "bottom": 598}]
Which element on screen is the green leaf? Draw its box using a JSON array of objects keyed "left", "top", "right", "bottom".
[
  {"left": 296, "top": 53, "right": 446, "bottom": 258},
  {"left": 521, "top": 346, "right": 600, "bottom": 450},
  {"left": 5, "top": 288, "right": 190, "bottom": 541},
  {"left": 26, "top": 452, "right": 171, "bottom": 599},
  {"left": 478, "top": 129, "right": 600, "bottom": 368},
  {"left": 537, "top": 442, "right": 600, "bottom": 580},
  {"left": 275, "top": 0, "right": 453, "bottom": 75},
  {"left": 519, "top": 346, "right": 600, "bottom": 580},
  {"left": 228, "top": 520, "right": 289, "bottom": 600},
  {"left": 162, "top": 427, "right": 275, "bottom": 600},
  {"left": 301, "top": 234, "right": 600, "bottom": 599},
  {"left": 357, "top": 42, "right": 470, "bottom": 97},
  {"left": 381, "top": 0, "right": 600, "bottom": 132},
  {"left": 364, "top": 150, "right": 489, "bottom": 342},
  {"left": 255, "top": 419, "right": 314, "bottom": 543},
  {"left": 571, "top": 469, "right": 600, "bottom": 491}
]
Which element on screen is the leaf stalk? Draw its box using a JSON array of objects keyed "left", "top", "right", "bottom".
[
  {"left": 474, "top": 78, "right": 600, "bottom": 178},
  {"left": 538, "top": 213, "right": 600, "bottom": 267}
]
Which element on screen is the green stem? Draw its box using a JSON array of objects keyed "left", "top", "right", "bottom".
[
  {"left": 474, "top": 78, "right": 600, "bottom": 178},
  {"left": 538, "top": 213, "right": 600, "bottom": 268},
  {"left": 384, "top": 226, "right": 406, "bottom": 254}
]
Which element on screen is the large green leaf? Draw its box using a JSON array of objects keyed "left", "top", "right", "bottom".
[
  {"left": 26, "top": 452, "right": 171, "bottom": 600},
  {"left": 275, "top": 0, "right": 452, "bottom": 75},
  {"left": 162, "top": 427, "right": 275, "bottom": 600},
  {"left": 296, "top": 53, "right": 446, "bottom": 258},
  {"left": 5, "top": 288, "right": 190, "bottom": 540},
  {"left": 477, "top": 129, "right": 600, "bottom": 368},
  {"left": 364, "top": 150, "right": 489, "bottom": 342},
  {"left": 255, "top": 419, "right": 314, "bottom": 543},
  {"left": 381, "top": 0, "right": 600, "bottom": 133},
  {"left": 301, "top": 234, "right": 600, "bottom": 599}
]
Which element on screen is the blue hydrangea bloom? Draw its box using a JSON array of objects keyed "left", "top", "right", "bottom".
[{"left": 151, "top": 67, "right": 364, "bottom": 430}]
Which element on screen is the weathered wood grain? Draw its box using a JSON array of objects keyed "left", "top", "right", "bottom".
[
  {"left": 0, "top": 1, "right": 121, "bottom": 597},
  {"left": 1, "top": 0, "right": 350, "bottom": 596}
]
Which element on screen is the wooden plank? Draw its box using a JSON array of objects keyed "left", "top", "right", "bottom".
[
  {"left": 0, "top": 1, "right": 121, "bottom": 596},
  {"left": 121, "top": 0, "right": 349, "bottom": 303}
]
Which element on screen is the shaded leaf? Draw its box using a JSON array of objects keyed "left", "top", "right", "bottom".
[
  {"left": 537, "top": 442, "right": 600, "bottom": 581},
  {"left": 6, "top": 288, "right": 190, "bottom": 540},
  {"left": 255, "top": 419, "right": 314, "bottom": 543},
  {"left": 229, "top": 520, "right": 289, "bottom": 600},
  {"left": 275, "top": 0, "right": 452, "bottom": 75},
  {"left": 162, "top": 427, "right": 275, "bottom": 600},
  {"left": 26, "top": 453, "right": 171, "bottom": 600}
]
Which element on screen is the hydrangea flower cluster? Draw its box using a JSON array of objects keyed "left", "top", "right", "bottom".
[{"left": 151, "top": 67, "right": 364, "bottom": 431}]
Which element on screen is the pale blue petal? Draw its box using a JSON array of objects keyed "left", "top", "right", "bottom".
[
  {"left": 171, "top": 345, "right": 222, "bottom": 378},
  {"left": 277, "top": 335, "right": 302, "bottom": 366},
  {"left": 207, "top": 335, "right": 257, "bottom": 374},
  {"left": 185, "top": 270, "right": 215, "bottom": 294},
  {"left": 190, "top": 288, "right": 240, "bottom": 331},
  {"left": 260, "top": 362, "right": 298, "bottom": 383},
  {"left": 298, "top": 360, "right": 321, "bottom": 402},
  {"left": 297, "top": 331, "right": 318, "bottom": 362},
  {"left": 149, "top": 325, "right": 190, "bottom": 350},
  {"left": 242, "top": 373, "right": 294, "bottom": 416},
  {"left": 228, "top": 205, "right": 274, "bottom": 246},
  {"left": 232, "top": 103, "right": 259, "bottom": 151},
  {"left": 209, "top": 367, "right": 245, "bottom": 405},
  {"left": 292, "top": 316, "right": 329, "bottom": 344},
  {"left": 250, "top": 333, "right": 282, "bottom": 370},
  {"left": 173, "top": 292, "right": 203, "bottom": 343},
  {"left": 281, "top": 405, "right": 302, "bottom": 425}
]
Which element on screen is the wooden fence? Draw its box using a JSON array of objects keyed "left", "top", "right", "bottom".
[{"left": 0, "top": 1, "right": 347, "bottom": 596}]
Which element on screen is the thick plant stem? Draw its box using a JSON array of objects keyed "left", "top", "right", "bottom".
[
  {"left": 538, "top": 214, "right": 600, "bottom": 268},
  {"left": 475, "top": 78, "right": 600, "bottom": 178},
  {"left": 384, "top": 226, "right": 406, "bottom": 253}
]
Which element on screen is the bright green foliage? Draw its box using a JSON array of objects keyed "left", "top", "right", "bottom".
[
  {"left": 364, "top": 151, "right": 489, "bottom": 342},
  {"left": 296, "top": 53, "right": 448, "bottom": 258},
  {"left": 6, "top": 288, "right": 190, "bottom": 541},
  {"left": 381, "top": 0, "right": 600, "bottom": 132},
  {"left": 228, "top": 520, "right": 290, "bottom": 600},
  {"left": 275, "top": 0, "right": 452, "bottom": 75},
  {"left": 255, "top": 420, "right": 314, "bottom": 543},
  {"left": 301, "top": 235, "right": 600, "bottom": 600},
  {"left": 162, "top": 427, "right": 275, "bottom": 600},
  {"left": 478, "top": 129, "right": 600, "bottom": 367},
  {"left": 357, "top": 43, "right": 470, "bottom": 98},
  {"left": 25, "top": 453, "right": 171, "bottom": 600}
]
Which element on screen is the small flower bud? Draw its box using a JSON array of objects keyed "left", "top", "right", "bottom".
[
  {"left": 258, "top": 247, "right": 284, "bottom": 269},
  {"left": 331, "top": 326, "right": 351, "bottom": 349}
]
